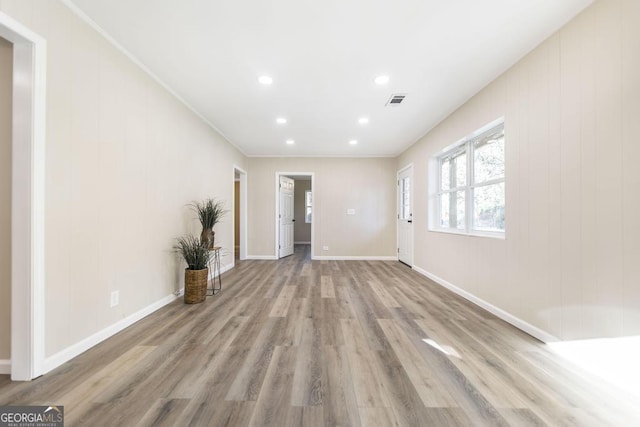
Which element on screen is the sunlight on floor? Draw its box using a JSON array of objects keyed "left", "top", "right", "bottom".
[
  {"left": 549, "top": 335, "right": 640, "bottom": 400},
  {"left": 422, "top": 338, "right": 462, "bottom": 359}
]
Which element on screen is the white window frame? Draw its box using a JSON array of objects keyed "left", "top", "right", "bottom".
[{"left": 431, "top": 118, "right": 505, "bottom": 239}]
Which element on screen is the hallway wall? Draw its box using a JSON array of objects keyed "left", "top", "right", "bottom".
[
  {"left": 0, "top": 1, "right": 247, "bottom": 364},
  {"left": 398, "top": 0, "right": 640, "bottom": 341},
  {"left": 247, "top": 157, "right": 396, "bottom": 259}
]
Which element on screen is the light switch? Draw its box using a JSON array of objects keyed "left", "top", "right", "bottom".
[{"left": 347, "top": 209, "right": 356, "bottom": 215}]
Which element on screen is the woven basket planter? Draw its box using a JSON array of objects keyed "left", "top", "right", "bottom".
[{"left": 184, "top": 268, "right": 208, "bottom": 304}]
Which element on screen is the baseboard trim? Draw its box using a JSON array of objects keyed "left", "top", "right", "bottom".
[
  {"left": 246, "top": 255, "right": 278, "bottom": 260},
  {"left": 413, "top": 265, "right": 559, "bottom": 343},
  {"left": 294, "top": 241, "right": 311, "bottom": 245},
  {"left": 0, "top": 359, "right": 10, "bottom": 375},
  {"left": 219, "top": 263, "right": 234, "bottom": 276},
  {"left": 42, "top": 292, "right": 179, "bottom": 375},
  {"left": 313, "top": 256, "right": 397, "bottom": 261}
]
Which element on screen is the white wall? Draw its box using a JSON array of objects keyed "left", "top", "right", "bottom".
[
  {"left": 248, "top": 157, "right": 396, "bottom": 259},
  {"left": 0, "top": 36, "right": 11, "bottom": 360},
  {"left": 398, "top": 0, "right": 640, "bottom": 341},
  {"left": 0, "top": 0, "right": 246, "bottom": 358}
]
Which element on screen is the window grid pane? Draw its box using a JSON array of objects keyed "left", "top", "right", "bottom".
[
  {"left": 440, "top": 192, "right": 450, "bottom": 228},
  {"left": 305, "top": 191, "right": 312, "bottom": 223},
  {"left": 456, "top": 191, "right": 465, "bottom": 230},
  {"left": 474, "top": 128, "right": 505, "bottom": 184},
  {"left": 401, "top": 177, "right": 411, "bottom": 220},
  {"left": 440, "top": 159, "right": 450, "bottom": 191},
  {"left": 455, "top": 152, "right": 467, "bottom": 188},
  {"left": 472, "top": 182, "right": 505, "bottom": 231},
  {"left": 435, "top": 121, "right": 504, "bottom": 235}
]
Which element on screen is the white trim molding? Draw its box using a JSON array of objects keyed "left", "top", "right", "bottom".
[
  {"left": 0, "top": 11, "right": 47, "bottom": 381},
  {"left": 413, "top": 265, "right": 560, "bottom": 343},
  {"left": 42, "top": 292, "right": 179, "bottom": 375},
  {"left": 246, "top": 255, "right": 278, "bottom": 260},
  {"left": 220, "top": 263, "right": 234, "bottom": 275},
  {"left": 0, "top": 360, "right": 10, "bottom": 375},
  {"left": 313, "top": 256, "right": 398, "bottom": 261}
]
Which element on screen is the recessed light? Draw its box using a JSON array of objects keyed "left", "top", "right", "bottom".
[
  {"left": 286, "top": 139, "right": 295, "bottom": 145},
  {"left": 358, "top": 117, "right": 369, "bottom": 124},
  {"left": 258, "top": 75, "right": 273, "bottom": 85},
  {"left": 276, "top": 117, "right": 287, "bottom": 124},
  {"left": 374, "top": 75, "right": 389, "bottom": 85},
  {"left": 349, "top": 140, "right": 358, "bottom": 145}
]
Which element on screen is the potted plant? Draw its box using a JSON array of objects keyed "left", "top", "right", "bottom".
[
  {"left": 191, "top": 198, "right": 228, "bottom": 249},
  {"left": 176, "top": 234, "right": 212, "bottom": 304}
]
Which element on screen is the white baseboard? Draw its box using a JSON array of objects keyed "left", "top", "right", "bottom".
[
  {"left": 313, "top": 255, "right": 398, "bottom": 261},
  {"left": 294, "top": 241, "right": 311, "bottom": 245},
  {"left": 219, "top": 263, "right": 234, "bottom": 276},
  {"left": 0, "top": 359, "right": 10, "bottom": 375},
  {"left": 412, "top": 265, "right": 559, "bottom": 343},
  {"left": 246, "top": 255, "right": 278, "bottom": 260},
  {"left": 245, "top": 255, "right": 396, "bottom": 261},
  {"left": 42, "top": 292, "right": 179, "bottom": 375}
]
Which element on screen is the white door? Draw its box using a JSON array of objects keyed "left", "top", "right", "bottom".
[
  {"left": 398, "top": 166, "right": 413, "bottom": 266},
  {"left": 279, "top": 176, "right": 295, "bottom": 258}
]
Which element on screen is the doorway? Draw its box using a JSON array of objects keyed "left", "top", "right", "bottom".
[
  {"left": 397, "top": 164, "right": 413, "bottom": 266},
  {"left": 278, "top": 176, "right": 295, "bottom": 258},
  {"left": 1, "top": 11, "right": 47, "bottom": 381},
  {"left": 233, "top": 166, "right": 247, "bottom": 261},
  {"left": 275, "top": 173, "right": 313, "bottom": 259}
]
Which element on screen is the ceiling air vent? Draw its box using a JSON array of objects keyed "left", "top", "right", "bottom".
[{"left": 386, "top": 93, "right": 407, "bottom": 106}]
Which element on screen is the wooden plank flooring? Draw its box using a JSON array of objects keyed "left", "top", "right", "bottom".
[{"left": 1, "top": 245, "right": 639, "bottom": 426}]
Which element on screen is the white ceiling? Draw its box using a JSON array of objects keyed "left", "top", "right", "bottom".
[{"left": 67, "top": 0, "right": 592, "bottom": 157}]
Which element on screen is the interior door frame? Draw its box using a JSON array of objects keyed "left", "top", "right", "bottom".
[
  {"left": 274, "top": 172, "right": 314, "bottom": 259},
  {"left": 0, "top": 12, "right": 47, "bottom": 380},
  {"left": 397, "top": 163, "right": 414, "bottom": 266},
  {"left": 233, "top": 165, "right": 247, "bottom": 261}
]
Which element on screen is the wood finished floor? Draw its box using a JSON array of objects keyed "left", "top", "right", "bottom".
[{"left": 1, "top": 245, "right": 639, "bottom": 426}]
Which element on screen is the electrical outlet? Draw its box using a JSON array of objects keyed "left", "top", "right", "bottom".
[
  {"left": 347, "top": 209, "right": 355, "bottom": 215},
  {"left": 323, "top": 246, "right": 329, "bottom": 251},
  {"left": 110, "top": 290, "right": 119, "bottom": 307}
]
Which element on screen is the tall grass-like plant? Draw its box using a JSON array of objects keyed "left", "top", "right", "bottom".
[
  {"left": 176, "top": 234, "right": 211, "bottom": 270},
  {"left": 191, "top": 198, "right": 227, "bottom": 229},
  {"left": 191, "top": 198, "right": 228, "bottom": 248}
]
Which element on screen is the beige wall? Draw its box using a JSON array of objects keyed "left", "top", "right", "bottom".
[
  {"left": 293, "top": 179, "right": 311, "bottom": 243},
  {"left": 248, "top": 157, "right": 396, "bottom": 258},
  {"left": 0, "top": 1, "right": 246, "bottom": 358},
  {"left": 398, "top": 0, "right": 640, "bottom": 341},
  {"left": 0, "top": 37, "right": 12, "bottom": 360}
]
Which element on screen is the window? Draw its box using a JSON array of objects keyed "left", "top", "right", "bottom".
[
  {"left": 435, "top": 120, "right": 505, "bottom": 235},
  {"left": 400, "top": 175, "right": 411, "bottom": 220},
  {"left": 305, "top": 191, "right": 312, "bottom": 223}
]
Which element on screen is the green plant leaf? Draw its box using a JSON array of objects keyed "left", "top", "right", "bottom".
[{"left": 175, "top": 234, "right": 212, "bottom": 270}]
